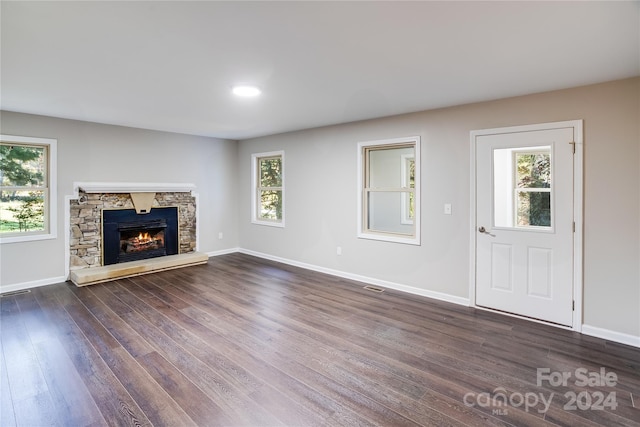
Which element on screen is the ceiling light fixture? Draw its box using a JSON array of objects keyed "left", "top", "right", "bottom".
[{"left": 232, "top": 85, "right": 261, "bottom": 97}]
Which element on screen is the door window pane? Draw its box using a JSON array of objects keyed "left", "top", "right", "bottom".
[
  {"left": 516, "top": 152, "right": 550, "bottom": 188},
  {"left": 493, "top": 146, "right": 551, "bottom": 229},
  {"left": 516, "top": 191, "right": 551, "bottom": 227}
]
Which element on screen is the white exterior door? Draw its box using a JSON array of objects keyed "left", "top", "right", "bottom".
[{"left": 474, "top": 122, "right": 581, "bottom": 327}]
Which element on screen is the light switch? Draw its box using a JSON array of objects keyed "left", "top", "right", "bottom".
[{"left": 444, "top": 204, "right": 452, "bottom": 215}]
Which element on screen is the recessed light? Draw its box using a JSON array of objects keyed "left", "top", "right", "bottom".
[{"left": 232, "top": 85, "right": 261, "bottom": 97}]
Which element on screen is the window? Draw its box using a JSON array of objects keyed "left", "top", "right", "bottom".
[
  {"left": 251, "top": 151, "right": 284, "bottom": 227},
  {"left": 493, "top": 145, "right": 552, "bottom": 229},
  {"left": 358, "top": 136, "right": 420, "bottom": 244},
  {"left": 1, "top": 135, "right": 57, "bottom": 243}
]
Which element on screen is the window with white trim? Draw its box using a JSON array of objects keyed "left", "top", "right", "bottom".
[
  {"left": 1, "top": 135, "right": 57, "bottom": 243},
  {"left": 251, "top": 151, "right": 284, "bottom": 227},
  {"left": 358, "top": 136, "right": 420, "bottom": 245},
  {"left": 493, "top": 146, "right": 552, "bottom": 229}
]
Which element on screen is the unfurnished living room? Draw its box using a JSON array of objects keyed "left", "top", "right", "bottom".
[{"left": 1, "top": 1, "right": 639, "bottom": 426}]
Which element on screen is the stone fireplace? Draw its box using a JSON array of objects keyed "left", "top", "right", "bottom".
[{"left": 68, "top": 182, "right": 207, "bottom": 286}]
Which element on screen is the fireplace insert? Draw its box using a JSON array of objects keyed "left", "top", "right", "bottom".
[{"left": 102, "top": 207, "right": 179, "bottom": 265}]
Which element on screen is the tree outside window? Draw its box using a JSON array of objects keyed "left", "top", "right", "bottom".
[
  {"left": 252, "top": 151, "right": 284, "bottom": 227},
  {"left": 0, "top": 144, "right": 46, "bottom": 233},
  {"left": 0, "top": 135, "right": 56, "bottom": 243},
  {"left": 515, "top": 151, "right": 551, "bottom": 227}
]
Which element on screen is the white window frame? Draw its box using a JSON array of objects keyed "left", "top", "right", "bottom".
[
  {"left": 0, "top": 134, "right": 57, "bottom": 244},
  {"left": 357, "top": 136, "right": 420, "bottom": 245},
  {"left": 251, "top": 150, "right": 284, "bottom": 227},
  {"left": 512, "top": 148, "right": 553, "bottom": 230}
]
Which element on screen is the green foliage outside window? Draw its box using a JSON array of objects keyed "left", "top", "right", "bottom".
[
  {"left": 517, "top": 153, "right": 550, "bottom": 189},
  {"left": 516, "top": 152, "right": 551, "bottom": 227},
  {"left": 258, "top": 157, "right": 282, "bottom": 220},
  {"left": 0, "top": 144, "right": 46, "bottom": 233}
]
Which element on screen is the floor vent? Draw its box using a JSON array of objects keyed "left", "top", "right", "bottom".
[
  {"left": 363, "top": 285, "right": 385, "bottom": 293},
  {"left": 0, "top": 289, "right": 31, "bottom": 298}
]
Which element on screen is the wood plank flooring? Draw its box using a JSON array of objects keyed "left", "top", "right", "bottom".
[{"left": 1, "top": 253, "right": 639, "bottom": 426}]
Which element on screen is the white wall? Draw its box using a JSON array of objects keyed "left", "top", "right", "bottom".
[
  {"left": 0, "top": 111, "right": 239, "bottom": 289},
  {"left": 238, "top": 77, "right": 640, "bottom": 339}
]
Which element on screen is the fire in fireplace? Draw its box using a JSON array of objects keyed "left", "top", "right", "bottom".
[
  {"left": 122, "top": 230, "right": 164, "bottom": 253},
  {"left": 118, "top": 218, "right": 167, "bottom": 261},
  {"left": 102, "top": 207, "right": 178, "bottom": 265}
]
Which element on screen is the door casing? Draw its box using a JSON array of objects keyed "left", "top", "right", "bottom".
[{"left": 469, "top": 120, "right": 583, "bottom": 331}]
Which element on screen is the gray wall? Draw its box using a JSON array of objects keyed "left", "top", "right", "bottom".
[
  {"left": 0, "top": 112, "right": 239, "bottom": 287},
  {"left": 238, "top": 77, "right": 640, "bottom": 338}
]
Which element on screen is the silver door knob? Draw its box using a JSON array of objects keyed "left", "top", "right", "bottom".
[{"left": 478, "top": 226, "right": 486, "bottom": 233}]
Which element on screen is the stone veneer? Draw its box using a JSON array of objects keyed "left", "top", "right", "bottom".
[{"left": 69, "top": 191, "right": 196, "bottom": 271}]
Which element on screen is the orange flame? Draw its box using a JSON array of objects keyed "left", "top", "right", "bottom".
[{"left": 137, "top": 232, "right": 152, "bottom": 242}]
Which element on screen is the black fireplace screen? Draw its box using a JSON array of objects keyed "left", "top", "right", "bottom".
[{"left": 102, "top": 207, "right": 178, "bottom": 265}]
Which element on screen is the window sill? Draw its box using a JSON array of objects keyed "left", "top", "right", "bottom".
[
  {"left": 251, "top": 219, "right": 285, "bottom": 228},
  {"left": 357, "top": 232, "right": 420, "bottom": 246},
  {"left": 0, "top": 231, "right": 57, "bottom": 244}
]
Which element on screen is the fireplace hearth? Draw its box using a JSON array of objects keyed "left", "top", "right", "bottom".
[{"left": 102, "top": 207, "right": 178, "bottom": 265}]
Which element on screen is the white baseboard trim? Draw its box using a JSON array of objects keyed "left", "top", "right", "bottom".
[
  {"left": 238, "top": 248, "right": 470, "bottom": 307},
  {"left": 0, "top": 276, "right": 67, "bottom": 295},
  {"left": 206, "top": 248, "right": 241, "bottom": 258},
  {"left": 581, "top": 324, "right": 640, "bottom": 348}
]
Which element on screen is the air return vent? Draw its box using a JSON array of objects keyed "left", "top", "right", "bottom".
[{"left": 1, "top": 289, "right": 31, "bottom": 297}]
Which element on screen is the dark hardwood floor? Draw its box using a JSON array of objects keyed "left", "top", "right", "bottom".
[{"left": 1, "top": 253, "right": 639, "bottom": 426}]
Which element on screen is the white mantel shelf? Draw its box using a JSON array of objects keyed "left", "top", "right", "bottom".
[{"left": 74, "top": 182, "right": 196, "bottom": 194}]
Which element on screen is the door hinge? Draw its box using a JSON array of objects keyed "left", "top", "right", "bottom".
[
  {"left": 569, "top": 141, "right": 576, "bottom": 154},
  {"left": 573, "top": 221, "right": 576, "bottom": 232},
  {"left": 572, "top": 300, "right": 575, "bottom": 311}
]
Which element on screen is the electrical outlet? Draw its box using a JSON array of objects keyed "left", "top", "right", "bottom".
[
  {"left": 444, "top": 204, "right": 452, "bottom": 215},
  {"left": 336, "top": 246, "right": 342, "bottom": 256},
  {"left": 218, "top": 232, "right": 223, "bottom": 239}
]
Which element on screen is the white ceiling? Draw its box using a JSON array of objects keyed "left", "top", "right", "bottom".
[{"left": 2, "top": 1, "right": 639, "bottom": 140}]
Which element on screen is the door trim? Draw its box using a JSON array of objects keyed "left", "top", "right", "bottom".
[{"left": 469, "top": 120, "right": 583, "bottom": 331}]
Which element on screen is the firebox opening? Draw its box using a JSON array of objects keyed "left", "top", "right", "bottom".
[
  {"left": 102, "top": 207, "right": 179, "bottom": 266},
  {"left": 117, "top": 219, "right": 167, "bottom": 263},
  {"left": 121, "top": 229, "right": 165, "bottom": 253}
]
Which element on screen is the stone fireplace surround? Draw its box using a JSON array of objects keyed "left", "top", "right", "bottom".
[{"left": 67, "top": 182, "right": 208, "bottom": 286}]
